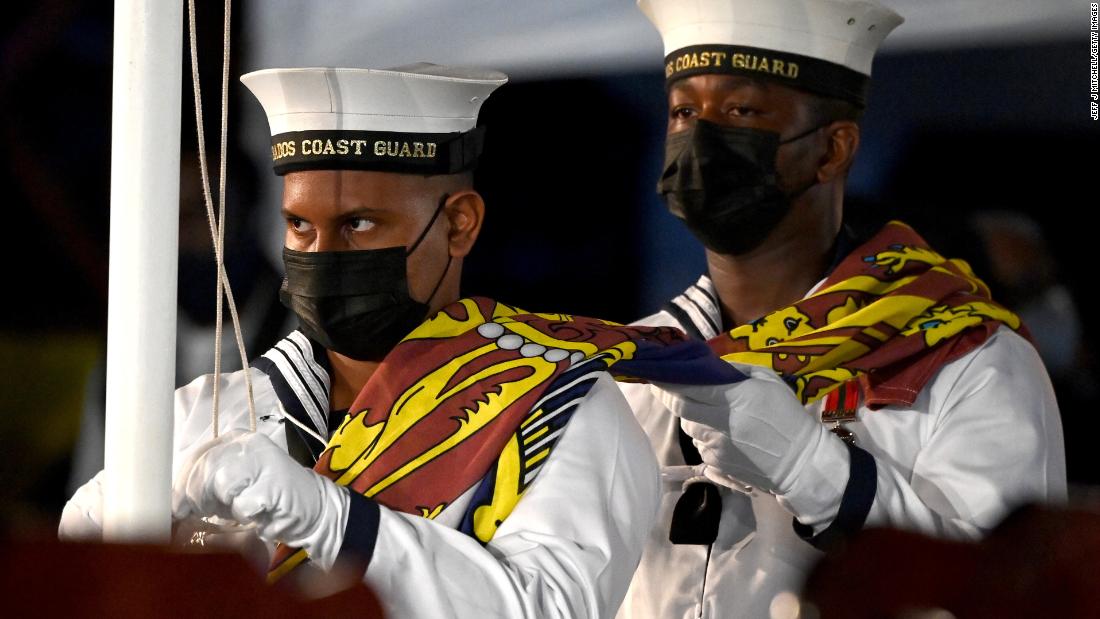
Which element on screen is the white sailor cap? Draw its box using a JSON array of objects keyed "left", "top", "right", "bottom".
[
  {"left": 241, "top": 63, "right": 507, "bottom": 176},
  {"left": 638, "top": 0, "right": 903, "bottom": 106}
]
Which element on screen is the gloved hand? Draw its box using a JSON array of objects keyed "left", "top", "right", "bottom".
[
  {"left": 173, "top": 430, "right": 350, "bottom": 570},
  {"left": 654, "top": 362, "right": 844, "bottom": 497},
  {"left": 59, "top": 470, "right": 106, "bottom": 541}
]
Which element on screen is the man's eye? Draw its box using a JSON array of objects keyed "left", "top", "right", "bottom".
[
  {"left": 348, "top": 217, "right": 375, "bottom": 233},
  {"left": 728, "top": 105, "right": 758, "bottom": 118},
  {"left": 288, "top": 218, "right": 313, "bottom": 233},
  {"left": 671, "top": 106, "right": 697, "bottom": 120}
]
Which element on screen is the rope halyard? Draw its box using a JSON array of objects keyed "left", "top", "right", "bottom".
[{"left": 186, "top": 0, "right": 257, "bottom": 436}]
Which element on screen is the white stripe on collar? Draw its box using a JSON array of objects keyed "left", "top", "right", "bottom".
[
  {"left": 669, "top": 274, "right": 722, "bottom": 339},
  {"left": 670, "top": 273, "right": 830, "bottom": 338},
  {"left": 261, "top": 331, "right": 330, "bottom": 439}
]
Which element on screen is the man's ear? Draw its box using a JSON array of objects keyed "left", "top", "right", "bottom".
[
  {"left": 817, "top": 120, "right": 860, "bottom": 183},
  {"left": 444, "top": 190, "right": 485, "bottom": 258}
]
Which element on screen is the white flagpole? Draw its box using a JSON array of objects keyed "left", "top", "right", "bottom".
[{"left": 102, "top": 0, "right": 183, "bottom": 543}]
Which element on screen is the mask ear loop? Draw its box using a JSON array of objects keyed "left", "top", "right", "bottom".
[
  {"left": 423, "top": 255, "right": 454, "bottom": 308},
  {"left": 778, "top": 123, "right": 827, "bottom": 146},
  {"left": 405, "top": 193, "right": 450, "bottom": 257},
  {"left": 778, "top": 124, "right": 830, "bottom": 199},
  {"left": 406, "top": 193, "right": 454, "bottom": 308}
]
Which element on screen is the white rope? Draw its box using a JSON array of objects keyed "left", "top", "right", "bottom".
[
  {"left": 186, "top": 0, "right": 257, "bottom": 437},
  {"left": 277, "top": 402, "right": 328, "bottom": 449}
]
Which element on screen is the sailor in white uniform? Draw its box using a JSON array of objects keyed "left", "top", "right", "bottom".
[
  {"left": 616, "top": 2, "right": 1067, "bottom": 618},
  {"left": 62, "top": 64, "right": 660, "bottom": 619}
]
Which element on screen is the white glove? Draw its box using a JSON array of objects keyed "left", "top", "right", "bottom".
[
  {"left": 172, "top": 430, "right": 350, "bottom": 570},
  {"left": 59, "top": 470, "right": 106, "bottom": 541},
  {"left": 655, "top": 362, "right": 844, "bottom": 497}
]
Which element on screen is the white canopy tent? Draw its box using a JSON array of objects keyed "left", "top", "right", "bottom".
[{"left": 242, "top": 0, "right": 1083, "bottom": 79}]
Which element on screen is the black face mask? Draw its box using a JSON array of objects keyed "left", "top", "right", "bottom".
[
  {"left": 658, "top": 119, "right": 822, "bottom": 255},
  {"left": 279, "top": 194, "right": 452, "bottom": 362}
]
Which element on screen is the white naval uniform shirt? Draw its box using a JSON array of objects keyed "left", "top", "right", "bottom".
[
  {"left": 616, "top": 276, "right": 1067, "bottom": 619},
  {"left": 74, "top": 330, "right": 661, "bottom": 619}
]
